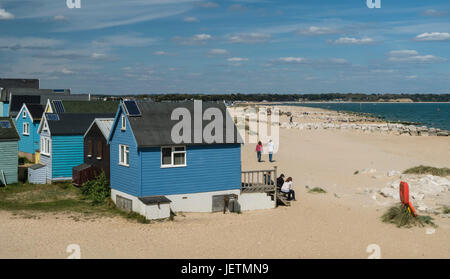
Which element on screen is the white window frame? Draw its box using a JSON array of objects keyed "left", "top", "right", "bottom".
[
  {"left": 23, "top": 122, "right": 30, "bottom": 136},
  {"left": 41, "top": 137, "right": 51, "bottom": 156},
  {"left": 121, "top": 115, "right": 126, "bottom": 131},
  {"left": 22, "top": 111, "right": 27, "bottom": 118},
  {"left": 119, "top": 144, "right": 129, "bottom": 167},
  {"left": 161, "top": 146, "right": 187, "bottom": 168}
]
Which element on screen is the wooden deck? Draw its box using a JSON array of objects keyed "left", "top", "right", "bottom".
[{"left": 241, "top": 166, "right": 289, "bottom": 206}]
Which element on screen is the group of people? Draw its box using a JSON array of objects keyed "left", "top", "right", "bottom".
[
  {"left": 277, "top": 174, "right": 295, "bottom": 201},
  {"left": 263, "top": 172, "right": 295, "bottom": 201},
  {"left": 255, "top": 140, "right": 275, "bottom": 163}
]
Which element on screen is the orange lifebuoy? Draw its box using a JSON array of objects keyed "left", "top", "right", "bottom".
[{"left": 399, "top": 181, "right": 417, "bottom": 217}]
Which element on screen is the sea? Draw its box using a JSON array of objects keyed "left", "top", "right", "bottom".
[{"left": 285, "top": 103, "right": 450, "bottom": 131}]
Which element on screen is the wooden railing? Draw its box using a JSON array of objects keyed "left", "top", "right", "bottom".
[{"left": 241, "top": 166, "right": 277, "bottom": 194}]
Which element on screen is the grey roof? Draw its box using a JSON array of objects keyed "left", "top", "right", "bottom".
[
  {"left": 126, "top": 101, "right": 242, "bottom": 147},
  {"left": 29, "top": 164, "right": 46, "bottom": 170},
  {"left": 9, "top": 95, "right": 40, "bottom": 117},
  {"left": 0, "top": 117, "right": 19, "bottom": 141},
  {"left": 46, "top": 113, "right": 115, "bottom": 136},
  {"left": 1, "top": 88, "right": 70, "bottom": 102},
  {"left": 85, "top": 118, "right": 114, "bottom": 139},
  {"left": 0, "top": 79, "right": 39, "bottom": 90},
  {"left": 139, "top": 196, "right": 172, "bottom": 205},
  {"left": 24, "top": 104, "right": 44, "bottom": 122}
]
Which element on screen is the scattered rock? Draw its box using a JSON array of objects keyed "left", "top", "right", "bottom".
[{"left": 387, "top": 170, "right": 401, "bottom": 177}]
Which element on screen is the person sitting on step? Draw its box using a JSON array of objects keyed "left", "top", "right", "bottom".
[{"left": 281, "top": 177, "right": 296, "bottom": 201}]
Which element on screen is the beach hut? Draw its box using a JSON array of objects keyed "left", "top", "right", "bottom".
[
  {"left": 107, "top": 100, "right": 244, "bottom": 219},
  {"left": 15, "top": 103, "right": 44, "bottom": 161},
  {"left": 72, "top": 118, "right": 114, "bottom": 186},
  {"left": 0, "top": 117, "right": 20, "bottom": 185},
  {"left": 30, "top": 112, "right": 114, "bottom": 183}
]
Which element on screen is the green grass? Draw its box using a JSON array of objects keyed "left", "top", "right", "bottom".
[
  {"left": 381, "top": 204, "right": 436, "bottom": 228},
  {"left": 443, "top": 207, "right": 450, "bottom": 214},
  {"left": 0, "top": 182, "right": 157, "bottom": 223},
  {"left": 308, "top": 187, "right": 327, "bottom": 194},
  {"left": 403, "top": 165, "right": 450, "bottom": 177},
  {"left": 353, "top": 170, "right": 359, "bottom": 175}
]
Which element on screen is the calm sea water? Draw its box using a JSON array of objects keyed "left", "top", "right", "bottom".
[{"left": 287, "top": 103, "right": 450, "bottom": 131}]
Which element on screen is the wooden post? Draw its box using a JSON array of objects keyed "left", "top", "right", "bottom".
[{"left": 273, "top": 166, "right": 278, "bottom": 207}]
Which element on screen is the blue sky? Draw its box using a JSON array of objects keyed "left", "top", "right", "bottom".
[{"left": 0, "top": 0, "right": 449, "bottom": 94}]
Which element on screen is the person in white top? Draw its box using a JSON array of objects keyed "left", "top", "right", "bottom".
[
  {"left": 267, "top": 139, "right": 274, "bottom": 162},
  {"left": 281, "top": 177, "right": 296, "bottom": 201}
]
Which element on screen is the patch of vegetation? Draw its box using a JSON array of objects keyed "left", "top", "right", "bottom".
[
  {"left": 354, "top": 170, "right": 359, "bottom": 175},
  {"left": 443, "top": 207, "right": 450, "bottom": 214},
  {"left": 81, "top": 172, "right": 110, "bottom": 205},
  {"left": 308, "top": 187, "right": 327, "bottom": 194},
  {"left": 381, "top": 204, "right": 436, "bottom": 228},
  {"left": 403, "top": 166, "right": 450, "bottom": 177},
  {"left": 18, "top": 157, "right": 32, "bottom": 165}
]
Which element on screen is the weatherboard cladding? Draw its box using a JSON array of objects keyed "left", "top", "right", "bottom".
[
  {"left": 15, "top": 108, "right": 40, "bottom": 154},
  {"left": 110, "top": 111, "right": 140, "bottom": 196},
  {"left": 140, "top": 144, "right": 241, "bottom": 197},
  {"left": 126, "top": 101, "right": 241, "bottom": 147},
  {"left": 28, "top": 164, "right": 47, "bottom": 184},
  {"left": 0, "top": 141, "right": 19, "bottom": 184},
  {"left": 52, "top": 135, "right": 84, "bottom": 179}
]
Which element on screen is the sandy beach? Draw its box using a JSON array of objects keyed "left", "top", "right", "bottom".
[{"left": 0, "top": 105, "right": 449, "bottom": 259}]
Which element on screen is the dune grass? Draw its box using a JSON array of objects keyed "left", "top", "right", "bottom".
[
  {"left": 0, "top": 182, "right": 151, "bottom": 223},
  {"left": 403, "top": 166, "right": 450, "bottom": 177},
  {"left": 381, "top": 204, "right": 436, "bottom": 228},
  {"left": 443, "top": 207, "right": 450, "bottom": 214},
  {"left": 308, "top": 187, "right": 327, "bottom": 194}
]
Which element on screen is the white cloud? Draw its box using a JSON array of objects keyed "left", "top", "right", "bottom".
[
  {"left": 405, "top": 75, "right": 417, "bottom": 80},
  {"left": 388, "top": 49, "right": 446, "bottom": 63},
  {"left": 0, "top": 37, "right": 63, "bottom": 50},
  {"left": 153, "top": 50, "right": 171, "bottom": 56},
  {"left": 93, "top": 33, "right": 157, "bottom": 47},
  {"left": 329, "top": 58, "right": 348, "bottom": 64},
  {"left": 196, "top": 2, "right": 219, "bottom": 8},
  {"left": 331, "top": 37, "right": 375, "bottom": 45},
  {"left": 0, "top": 8, "right": 14, "bottom": 20},
  {"left": 208, "top": 49, "right": 229, "bottom": 55},
  {"left": 184, "top": 17, "right": 198, "bottom": 22},
  {"left": 228, "top": 33, "right": 270, "bottom": 43},
  {"left": 193, "top": 34, "right": 212, "bottom": 41},
  {"left": 174, "top": 34, "right": 212, "bottom": 45},
  {"left": 276, "top": 57, "right": 306, "bottom": 63},
  {"left": 422, "top": 9, "right": 447, "bottom": 17},
  {"left": 297, "top": 26, "right": 339, "bottom": 36},
  {"left": 91, "top": 52, "right": 108, "bottom": 60},
  {"left": 415, "top": 32, "right": 450, "bottom": 41},
  {"left": 227, "top": 57, "right": 248, "bottom": 62},
  {"left": 53, "top": 15, "right": 66, "bottom": 21},
  {"left": 61, "top": 68, "right": 75, "bottom": 74},
  {"left": 229, "top": 4, "right": 247, "bottom": 12}
]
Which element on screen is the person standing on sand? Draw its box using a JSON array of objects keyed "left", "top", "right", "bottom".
[
  {"left": 255, "top": 141, "right": 262, "bottom": 162},
  {"left": 267, "top": 139, "right": 274, "bottom": 162},
  {"left": 281, "top": 177, "right": 295, "bottom": 201}
]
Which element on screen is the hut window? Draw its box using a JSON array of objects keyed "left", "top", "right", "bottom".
[
  {"left": 97, "top": 141, "right": 103, "bottom": 159},
  {"left": 87, "top": 140, "right": 93, "bottom": 157},
  {"left": 121, "top": 115, "right": 126, "bottom": 131},
  {"left": 161, "top": 146, "right": 186, "bottom": 167},
  {"left": 23, "top": 123, "right": 30, "bottom": 136},
  {"left": 119, "top": 144, "right": 129, "bottom": 167},
  {"left": 41, "top": 137, "right": 51, "bottom": 156},
  {"left": 23, "top": 111, "right": 27, "bottom": 118}
]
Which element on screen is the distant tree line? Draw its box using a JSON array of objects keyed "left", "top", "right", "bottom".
[{"left": 95, "top": 93, "right": 450, "bottom": 102}]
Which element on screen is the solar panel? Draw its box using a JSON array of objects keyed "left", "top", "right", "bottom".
[
  {"left": 0, "top": 121, "right": 11, "bottom": 128},
  {"left": 124, "top": 100, "right": 141, "bottom": 116},
  {"left": 52, "top": 100, "right": 65, "bottom": 113},
  {"left": 46, "top": 113, "right": 59, "bottom": 121}
]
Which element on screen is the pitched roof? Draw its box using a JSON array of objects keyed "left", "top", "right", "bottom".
[
  {"left": 0, "top": 78, "right": 39, "bottom": 90},
  {"left": 123, "top": 101, "right": 241, "bottom": 147},
  {"left": 25, "top": 103, "right": 44, "bottom": 122},
  {"left": 60, "top": 100, "right": 119, "bottom": 113},
  {"left": 1, "top": 88, "right": 70, "bottom": 102},
  {"left": 85, "top": 118, "right": 114, "bottom": 139},
  {"left": 9, "top": 95, "right": 40, "bottom": 117},
  {"left": 45, "top": 113, "right": 115, "bottom": 136},
  {"left": 0, "top": 117, "right": 20, "bottom": 141}
]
